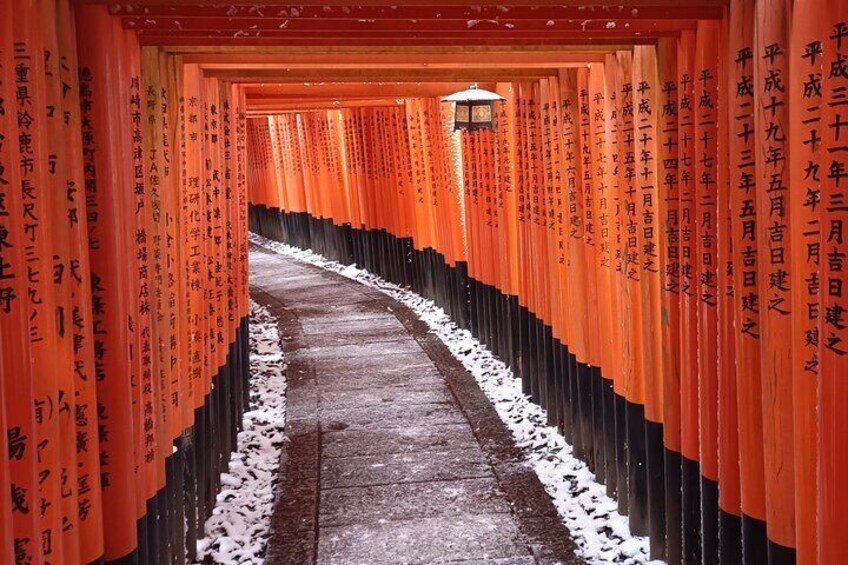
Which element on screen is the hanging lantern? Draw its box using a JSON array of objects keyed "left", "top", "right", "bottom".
[{"left": 442, "top": 83, "right": 506, "bottom": 132}]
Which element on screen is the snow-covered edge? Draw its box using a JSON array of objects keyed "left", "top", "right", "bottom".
[
  {"left": 194, "top": 301, "right": 288, "bottom": 564},
  {"left": 249, "top": 232, "right": 662, "bottom": 565}
]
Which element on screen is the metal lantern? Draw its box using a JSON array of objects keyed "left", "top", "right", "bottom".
[{"left": 442, "top": 83, "right": 506, "bottom": 132}]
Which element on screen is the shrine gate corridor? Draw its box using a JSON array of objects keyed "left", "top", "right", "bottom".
[{"left": 1, "top": 1, "right": 848, "bottom": 565}]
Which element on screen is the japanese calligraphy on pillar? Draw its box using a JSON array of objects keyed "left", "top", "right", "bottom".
[
  {"left": 696, "top": 41, "right": 719, "bottom": 311},
  {"left": 528, "top": 91, "right": 541, "bottom": 231},
  {"left": 621, "top": 72, "right": 638, "bottom": 283},
  {"left": 0, "top": 19, "right": 41, "bottom": 565},
  {"left": 660, "top": 66, "right": 680, "bottom": 296},
  {"left": 820, "top": 12, "right": 848, "bottom": 560},
  {"left": 129, "top": 71, "right": 157, "bottom": 471},
  {"left": 16, "top": 29, "right": 66, "bottom": 561},
  {"left": 822, "top": 16, "right": 848, "bottom": 359},
  {"left": 635, "top": 57, "right": 659, "bottom": 280},
  {"left": 580, "top": 77, "right": 595, "bottom": 249},
  {"left": 679, "top": 61, "right": 696, "bottom": 305},
  {"left": 563, "top": 81, "right": 582, "bottom": 243},
  {"left": 795, "top": 29, "right": 824, "bottom": 372},
  {"left": 759, "top": 38, "right": 792, "bottom": 320},
  {"left": 734, "top": 44, "right": 762, "bottom": 341},
  {"left": 592, "top": 72, "right": 611, "bottom": 270}
]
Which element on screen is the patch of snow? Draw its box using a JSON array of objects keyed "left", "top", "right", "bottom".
[
  {"left": 248, "top": 233, "right": 663, "bottom": 565},
  {"left": 194, "top": 300, "right": 287, "bottom": 564},
  {"left": 606, "top": 21, "right": 617, "bottom": 29}
]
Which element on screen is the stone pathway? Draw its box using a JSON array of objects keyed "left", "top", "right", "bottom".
[{"left": 249, "top": 246, "right": 582, "bottom": 565}]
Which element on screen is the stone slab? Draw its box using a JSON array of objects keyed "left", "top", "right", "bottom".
[
  {"left": 310, "top": 351, "right": 435, "bottom": 376},
  {"left": 320, "top": 448, "right": 491, "bottom": 489},
  {"left": 299, "top": 315, "right": 405, "bottom": 334},
  {"left": 321, "top": 424, "right": 477, "bottom": 459},
  {"left": 429, "top": 558, "right": 537, "bottom": 565},
  {"left": 318, "top": 371, "right": 446, "bottom": 394},
  {"left": 285, "top": 292, "right": 374, "bottom": 307},
  {"left": 316, "top": 513, "right": 532, "bottom": 565},
  {"left": 292, "top": 339, "right": 423, "bottom": 361},
  {"left": 289, "top": 327, "right": 411, "bottom": 348},
  {"left": 320, "top": 402, "right": 466, "bottom": 431},
  {"left": 320, "top": 386, "right": 454, "bottom": 412},
  {"left": 319, "top": 477, "right": 511, "bottom": 527},
  {"left": 293, "top": 302, "right": 393, "bottom": 320}
]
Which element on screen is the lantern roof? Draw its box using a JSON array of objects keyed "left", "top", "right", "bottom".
[{"left": 441, "top": 83, "right": 506, "bottom": 103}]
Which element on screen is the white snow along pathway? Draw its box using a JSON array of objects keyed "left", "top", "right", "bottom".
[{"left": 194, "top": 301, "right": 288, "bottom": 564}]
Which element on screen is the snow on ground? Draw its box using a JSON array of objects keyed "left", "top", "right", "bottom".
[
  {"left": 195, "top": 301, "right": 287, "bottom": 564},
  {"left": 250, "top": 232, "right": 662, "bottom": 565}
]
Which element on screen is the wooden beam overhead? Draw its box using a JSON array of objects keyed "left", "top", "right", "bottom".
[
  {"left": 139, "top": 34, "right": 663, "bottom": 47},
  {"left": 161, "top": 44, "right": 632, "bottom": 55},
  {"left": 89, "top": 0, "right": 727, "bottom": 6},
  {"left": 198, "top": 61, "right": 592, "bottom": 70},
  {"left": 182, "top": 51, "right": 608, "bottom": 65},
  {"left": 206, "top": 67, "right": 558, "bottom": 82},
  {"left": 241, "top": 82, "right": 498, "bottom": 99},
  {"left": 124, "top": 17, "right": 697, "bottom": 33},
  {"left": 245, "top": 98, "right": 407, "bottom": 114},
  {"left": 109, "top": 4, "right": 723, "bottom": 20}
]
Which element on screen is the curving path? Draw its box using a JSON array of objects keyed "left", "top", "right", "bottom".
[{"left": 249, "top": 245, "right": 582, "bottom": 565}]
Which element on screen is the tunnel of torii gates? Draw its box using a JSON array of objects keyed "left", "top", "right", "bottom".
[{"left": 2, "top": 0, "right": 848, "bottom": 565}]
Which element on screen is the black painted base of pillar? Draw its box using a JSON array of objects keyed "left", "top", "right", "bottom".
[
  {"left": 681, "top": 455, "right": 703, "bottom": 564},
  {"left": 719, "top": 509, "right": 742, "bottom": 565},
  {"left": 646, "top": 419, "right": 666, "bottom": 560},
  {"left": 702, "top": 475, "right": 720, "bottom": 565},
  {"left": 742, "top": 513, "right": 769, "bottom": 565},
  {"left": 665, "top": 448, "right": 683, "bottom": 565}
]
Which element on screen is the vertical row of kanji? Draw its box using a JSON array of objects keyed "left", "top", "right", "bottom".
[
  {"left": 247, "top": 3, "right": 848, "bottom": 563},
  {"left": 0, "top": 2, "right": 250, "bottom": 564}
]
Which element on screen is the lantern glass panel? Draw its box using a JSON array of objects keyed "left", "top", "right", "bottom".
[
  {"left": 455, "top": 103, "right": 470, "bottom": 125},
  {"left": 471, "top": 103, "right": 492, "bottom": 124}
]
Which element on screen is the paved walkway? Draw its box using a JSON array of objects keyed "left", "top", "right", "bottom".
[{"left": 249, "top": 246, "right": 581, "bottom": 565}]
